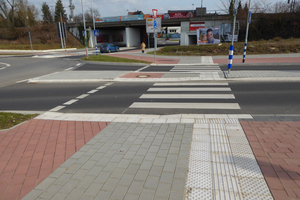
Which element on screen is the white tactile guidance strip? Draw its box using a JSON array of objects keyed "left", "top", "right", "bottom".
[{"left": 185, "top": 118, "right": 273, "bottom": 200}]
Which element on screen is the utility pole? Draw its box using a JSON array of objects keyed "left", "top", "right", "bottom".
[
  {"left": 81, "top": 0, "right": 88, "bottom": 59},
  {"left": 92, "top": 0, "right": 98, "bottom": 55}
]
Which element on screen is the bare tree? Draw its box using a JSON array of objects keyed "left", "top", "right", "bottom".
[
  {"left": 0, "top": 0, "right": 14, "bottom": 27},
  {"left": 84, "top": 7, "right": 100, "bottom": 22}
]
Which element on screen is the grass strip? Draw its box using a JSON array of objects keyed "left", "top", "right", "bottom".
[
  {"left": 81, "top": 55, "right": 152, "bottom": 64},
  {"left": 0, "top": 112, "right": 38, "bottom": 130},
  {"left": 149, "top": 38, "right": 300, "bottom": 56}
]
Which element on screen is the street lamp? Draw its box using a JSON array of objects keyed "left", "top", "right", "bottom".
[{"left": 81, "top": 0, "right": 88, "bottom": 59}]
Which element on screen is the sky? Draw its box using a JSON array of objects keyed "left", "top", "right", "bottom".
[{"left": 30, "top": 0, "right": 288, "bottom": 19}]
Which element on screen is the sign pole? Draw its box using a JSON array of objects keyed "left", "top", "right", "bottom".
[
  {"left": 58, "top": 22, "right": 63, "bottom": 49},
  {"left": 152, "top": 9, "right": 158, "bottom": 64},
  {"left": 228, "top": 0, "right": 238, "bottom": 74},
  {"left": 243, "top": 0, "right": 252, "bottom": 63},
  {"left": 154, "top": 29, "right": 156, "bottom": 63},
  {"left": 28, "top": 31, "right": 33, "bottom": 51},
  {"left": 147, "top": 33, "right": 150, "bottom": 49}
]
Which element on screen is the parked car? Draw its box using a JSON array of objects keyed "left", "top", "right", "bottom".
[{"left": 100, "top": 44, "right": 120, "bottom": 53}]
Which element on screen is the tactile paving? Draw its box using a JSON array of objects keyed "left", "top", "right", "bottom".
[
  {"left": 213, "top": 189, "right": 243, "bottom": 200},
  {"left": 239, "top": 177, "right": 273, "bottom": 198},
  {"left": 211, "top": 134, "right": 230, "bottom": 144},
  {"left": 230, "top": 144, "right": 254, "bottom": 155},
  {"left": 211, "top": 141, "right": 231, "bottom": 153},
  {"left": 188, "top": 160, "right": 211, "bottom": 173},
  {"left": 185, "top": 188, "right": 213, "bottom": 200},
  {"left": 192, "top": 134, "right": 210, "bottom": 142},
  {"left": 224, "top": 118, "right": 240, "bottom": 124},
  {"left": 211, "top": 152, "right": 234, "bottom": 164},
  {"left": 186, "top": 172, "right": 212, "bottom": 189},
  {"left": 189, "top": 150, "right": 210, "bottom": 162},
  {"left": 187, "top": 117, "right": 272, "bottom": 200},
  {"left": 212, "top": 163, "right": 236, "bottom": 176},
  {"left": 210, "top": 124, "right": 227, "bottom": 132},
  {"left": 228, "top": 135, "right": 249, "bottom": 144},
  {"left": 191, "top": 141, "right": 210, "bottom": 151}
]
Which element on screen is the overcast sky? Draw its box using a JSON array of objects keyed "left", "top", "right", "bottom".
[{"left": 30, "top": 0, "right": 287, "bottom": 18}]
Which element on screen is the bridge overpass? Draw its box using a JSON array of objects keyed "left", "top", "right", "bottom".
[{"left": 67, "top": 11, "right": 231, "bottom": 48}]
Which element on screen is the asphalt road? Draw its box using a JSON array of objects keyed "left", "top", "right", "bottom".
[
  {"left": 1, "top": 56, "right": 300, "bottom": 115},
  {"left": 0, "top": 81, "right": 299, "bottom": 115},
  {"left": 0, "top": 56, "right": 79, "bottom": 88}
]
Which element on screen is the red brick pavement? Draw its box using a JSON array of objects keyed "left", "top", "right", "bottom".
[
  {"left": 0, "top": 119, "right": 109, "bottom": 200},
  {"left": 241, "top": 121, "right": 300, "bottom": 200}
]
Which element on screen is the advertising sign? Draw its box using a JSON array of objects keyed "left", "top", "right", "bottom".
[
  {"left": 164, "top": 12, "right": 193, "bottom": 19},
  {"left": 189, "top": 22, "right": 205, "bottom": 31},
  {"left": 146, "top": 18, "right": 161, "bottom": 33},
  {"left": 220, "top": 23, "right": 239, "bottom": 42},
  {"left": 95, "top": 15, "right": 144, "bottom": 23},
  {"left": 197, "top": 27, "right": 220, "bottom": 45}
]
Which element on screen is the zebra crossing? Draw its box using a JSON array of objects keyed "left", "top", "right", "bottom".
[
  {"left": 170, "top": 65, "right": 221, "bottom": 72},
  {"left": 129, "top": 81, "right": 241, "bottom": 110}
]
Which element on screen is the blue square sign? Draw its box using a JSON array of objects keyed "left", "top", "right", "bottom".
[
  {"left": 94, "top": 30, "right": 99, "bottom": 36},
  {"left": 153, "top": 20, "right": 157, "bottom": 29}
]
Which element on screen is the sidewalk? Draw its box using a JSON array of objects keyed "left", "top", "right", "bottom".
[
  {"left": 1, "top": 50, "right": 300, "bottom": 200},
  {"left": 1, "top": 113, "right": 300, "bottom": 200}
]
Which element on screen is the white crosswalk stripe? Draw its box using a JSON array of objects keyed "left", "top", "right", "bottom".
[
  {"left": 170, "top": 65, "right": 221, "bottom": 72},
  {"left": 129, "top": 81, "right": 241, "bottom": 111},
  {"left": 140, "top": 94, "right": 235, "bottom": 99}
]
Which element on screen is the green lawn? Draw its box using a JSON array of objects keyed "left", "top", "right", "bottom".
[
  {"left": 0, "top": 112, "right": 38, "bottom": 130},
  {"left": 82, "top": 55, "right": 152, "bottom": 64}
]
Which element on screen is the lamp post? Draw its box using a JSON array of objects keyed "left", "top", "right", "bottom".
[{"left": 81, "top": 0, "right": 88, "bottom": 59}]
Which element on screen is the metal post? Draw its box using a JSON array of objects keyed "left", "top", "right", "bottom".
[
  {"left": 147, "top": 33, "right": 150, "bottom": 49},
  {"left": 60, "top": 12, "right": 66, "bottom": 52},
  {"left": 154, "top": 29, "right": 156, "bottom": 63},
  {"left": 81, "top": 0, "right": 88, "bottom": 59},
  {"left": 228, "top": 0, "right": 237, "bottom": 74},
  {"left": 243, "top": 0, "right": 251, "bottom": 63},
  {"left": 58, "top": 22, "right": 63, "bottom": 49},
  {"left": 92, "top": 3, "right": 98, "bottom": 55},
  {"left": 28, "top": 31, "right": 33, "bottom": 51}
]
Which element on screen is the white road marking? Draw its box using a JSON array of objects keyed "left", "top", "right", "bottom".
[
  {"left": 96, "top": 86, "right": 106, "bottom": 90},
  {"left": 154, "top": 82, "right": 228, "bottom": 86},
  {"left": 148, "top": 87, "right": 231, "bottom": 92},
  {"left": 16, "top": 79, "right": 29, "bottom": 83},
  {"left": 63, "top": 99, "right": 78, "bottom": 105},
  {"left": 135, "top": 65, "right": 150, "bottom": 72},
  {"left": 77, "top": 94, "right": 90, "bottom": 99},
  {"left": 140, "top": 94, "right": 235, "bottom": 99},
  {"left": 0, "top": 62, "right": 11, "bottom": 67},
  {"left": 130, "top": 102, "right": 240, "bottom": 109},
  {"left": 105, "top": 83, "right": 113, "bottom": 86},
  {"left": 76, "top": 63, "right": 81, "bottom": 66},
  {"left": 49, "top": 106, "right": 65, "bottom": 112},
  {"left": 88, "top": 89, "right": 98, "bottom": 94},
  {"left": 65, "top": 67, "right": 74, "bottom": 71}
]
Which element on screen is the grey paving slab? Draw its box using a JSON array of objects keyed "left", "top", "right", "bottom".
[{"left": 23, "top": 122, "right": 192, "bottom": 200}]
